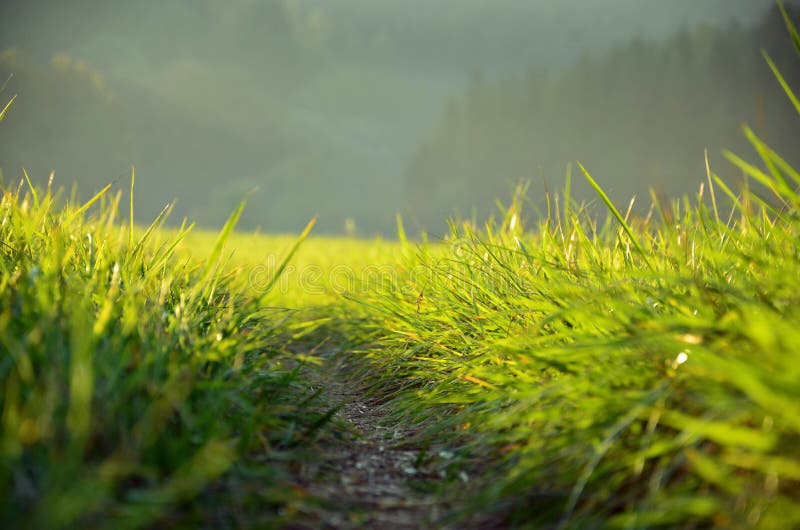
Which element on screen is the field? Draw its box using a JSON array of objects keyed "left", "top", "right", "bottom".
[{"left": 2, "top": 6, "right": 800, "bottom": 530}]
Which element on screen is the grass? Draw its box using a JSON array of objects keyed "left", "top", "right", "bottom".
[
  {"left": 2, "top": 3, "right": 800, "bottom": 527},
  {"left": 320, "top": 8, "right": 800, "bottom": 525},
  {"left": 332, "top": 19, "right": 800, "bottom": 523},
  {"left": 0, "top": 180, "right": 340, "bottom": 528},
  {"left": 172, "top": 229, "right": 402, "bottom": 308},
  {"left": 346, "top": 175, "right": 800, "bottom": 528}
]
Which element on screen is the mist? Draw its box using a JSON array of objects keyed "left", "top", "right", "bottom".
[{"left": 0, "top": 0, "right": 797, "bottom": 236}]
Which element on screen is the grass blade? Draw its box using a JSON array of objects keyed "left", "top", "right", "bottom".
[
  {"left": 129, "top": 166, "right": 135, "bottom": 248},
  {"left": 257, "top": 215, "right": 317, "bottom": 298},
  {"left": 779, "top": 0, "right": 800, "bottom": 55},
  {"left": 201, "top": 199, "right": 247, "bottom": 281},
  {"left": 705, "top": 149, "right": 721, "bottom": 228},
  {"left": 70, "top": 182, "right": 113, "bottom": 220},
  {"left": 763, "top": 51, "right": 800, "bottom": 116},
  {"left": 129, "top": 202, "right": 173, "bottom": 257},
  {"left": 578, "top": 162, "right": 654, "bottom": 270},
  {"left": 22, "top": 168, "right": 39, "bottom": 208},
  {"left": 0, "top": 94, "right": 15, "bottom": 122}
]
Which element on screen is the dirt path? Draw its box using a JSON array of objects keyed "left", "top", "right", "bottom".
[{"left": 290, "top": 356, "right": 454, "bottom": 529}]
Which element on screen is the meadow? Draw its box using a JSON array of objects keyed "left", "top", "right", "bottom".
[{"left": 2, "top": 4, "right": 800, "bottom": 529}]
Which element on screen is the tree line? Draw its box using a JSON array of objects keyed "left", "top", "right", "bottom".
[{"left": 405, "top": 6, "right": 800, "bottom": 230}]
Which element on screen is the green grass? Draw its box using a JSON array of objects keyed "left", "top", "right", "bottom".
[
  {"left": 172, "top": 229, "right": 402, "bottom": 308},
  {"left": 333, "top": 31, "right": 800, "bottom": 523},
  {"left": 3, "top": 3, "right": 800, "bottom": 527},
  {"left": 319, "top": 8, "right": 800, "bottom": 526},
  {"left": 345, "top": 175, "right": 800, "bottom": 528},
  {"left": 0, "top": 180, "right": 339, "bottom": 528}
]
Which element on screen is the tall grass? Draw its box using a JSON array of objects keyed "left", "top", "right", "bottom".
[
  {"left": 2, "top": 4, "right": 800, "bottom": 528},
  {"left": 0, "top": 173, "right": 326, "bottom": 528},
  {"left": 346, "top": 6, "right": 800, "bottom": 528}
]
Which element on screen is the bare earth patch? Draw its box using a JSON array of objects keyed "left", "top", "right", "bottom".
[{"left": 288, "top": 356, "right": 456, "bottom": 529}]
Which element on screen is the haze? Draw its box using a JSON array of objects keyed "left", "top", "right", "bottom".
[{"left": 0, "top": 0, "right": 796, "bottom": 235}]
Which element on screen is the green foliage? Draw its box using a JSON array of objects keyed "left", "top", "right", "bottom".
[
  {"left": 3, "top": 4, "right": 800, "bottom": 528},
  {"left": 356, "top": 157, "right": 800, "bottom": 527},
  {"left": 343, "top": 17, "right": 800, "bottom": 524},
  {"left": 0, "top": 180, "right": 324, "bottom": 528}
]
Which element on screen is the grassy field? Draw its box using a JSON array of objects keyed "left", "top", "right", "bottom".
[{"left": 2, "top": 4, "right": 800, "bottom": 529}]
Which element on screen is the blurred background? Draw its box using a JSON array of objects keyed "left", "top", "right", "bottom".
[{"left": 0, "top": 0, "right": 798, "bottom": 236}]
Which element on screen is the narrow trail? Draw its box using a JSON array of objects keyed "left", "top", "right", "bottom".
[{"left": 289, "top": 355, "right": 455, "bottom": 529}]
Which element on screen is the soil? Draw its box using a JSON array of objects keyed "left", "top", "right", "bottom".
[{"left": 288, "top": 355, "right": 458, "bottom": 529}]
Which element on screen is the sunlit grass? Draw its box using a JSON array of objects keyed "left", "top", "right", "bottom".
[
  {"left": 334, "top": 8, "right": 800, "bottom": 526},
  {"left": 172, "top": 230, "right": 401, "bottom": 308},
  {"left": 2, "top": 4, "right": 800, "bottom": 528},
  {"left": 0, "top": 178, "right": 332, "bottom": 528},
  {"left": 348, "top": 170, "right": 800, "bottom": 527}
]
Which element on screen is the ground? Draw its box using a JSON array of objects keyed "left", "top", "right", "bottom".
[{"left": 289, "top": 354, "right": 459, "bottom": 529}]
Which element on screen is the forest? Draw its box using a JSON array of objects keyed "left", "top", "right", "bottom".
[
  {"left": 406, "top": 7, "right": 800, "bottom": 228},
  {"left": 0, "top": 1, "right": 797, "bottom": 234}
]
